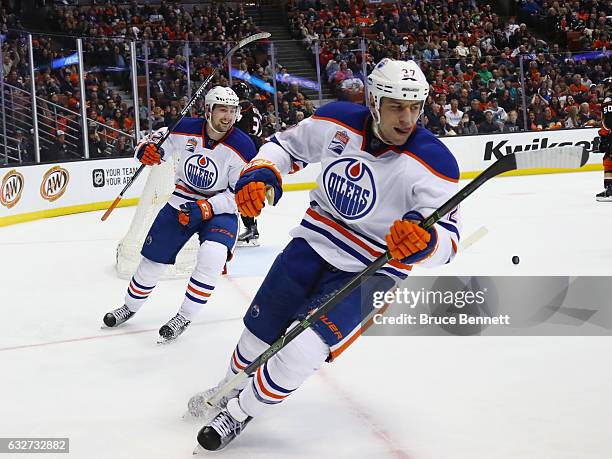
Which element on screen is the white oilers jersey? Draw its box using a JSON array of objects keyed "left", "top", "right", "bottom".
[
  {"left": 139, "top": 118, "right": 257, "bottom": 214},
  {"left": 258, "top": 101, "right": 461, "bottom": 280}
]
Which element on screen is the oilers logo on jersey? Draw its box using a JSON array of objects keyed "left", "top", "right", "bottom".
[
  {"left": 323, "top": 157, "right": 376, "bottom": 220},
  {"left": 328, "top": 130, "right": 350, "bottom": 154},
  {"left": 183, "top": 154, "right": 218, "bottom": 190}
]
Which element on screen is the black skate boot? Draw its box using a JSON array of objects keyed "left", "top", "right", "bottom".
[
  {"left": 158, "top": 313, "right": 191, "bottom": 342},
  {"left": 185, "top": 386, "right": 240, "bottom": 421},
  {"left": 103, "top": 305, "right": 135, "bottom": 327},
  {"left": 595, "top": 185, "right": 612, "bottom": 202},
  {"left": 196, "top": 398, "right": 251, "bottom": 451},
  {"left": 237, "top": 220, "right": 259, "bottom": 247}
]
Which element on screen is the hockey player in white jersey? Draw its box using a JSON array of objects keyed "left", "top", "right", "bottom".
[
  {"left": 103, "top": 86, "right": 257, "bottom": 341},
  {"left": 191, "top": 59, "right": 462, "bottom": 450}
]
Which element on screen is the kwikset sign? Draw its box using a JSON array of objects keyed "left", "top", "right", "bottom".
[{"left": 483, "top": 136, "right": 600, "bottom": 161}]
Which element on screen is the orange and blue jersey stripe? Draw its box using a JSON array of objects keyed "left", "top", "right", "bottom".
[
  {"left": 299, "top": 205, "right": 413, "bottom": 279},
  {"left": 230, "top": 344, "right": 251, "bottom": 374},
  {"left": 184, "top": 277, "right": 214, "bottom": 305},
  {"left": 127, "top": 277, "right": 154, "bottom": 300},
  {"left": 252, "top": 361, "right": 296, "bottom": 405}
]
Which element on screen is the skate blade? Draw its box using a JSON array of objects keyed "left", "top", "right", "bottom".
[
  {"left": 182, "top": 408, "right": 219, "bottom": 424},
  {"left": 236, "top": 239, "right": 260, "bottom": 247},
  {"left": 156, "top": 336, "right": 177, "bottom": 345},
  {"left": 193, "top": 444, "right": 205, "bottom": 455},
  {"left": 596, "top": 196, "right": 612, "bottom": 202}
]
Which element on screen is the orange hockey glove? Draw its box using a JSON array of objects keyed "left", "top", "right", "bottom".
[
  {"left": 179, "top": 200, "right": 213, "bottom": 229},
  {"left": 234, "top": 159, "right": 282, "bottom": 217},
  {"left": 236, "top": 181, "right": 267, "bottom": 217},
  {"left": 385, "top": 218, "right": 437, "bottom": 264},
  {"left": 136, "top": 142, "right": 163, "bottom": 166}
]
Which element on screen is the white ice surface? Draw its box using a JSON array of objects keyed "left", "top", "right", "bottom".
[{"left": 0, "top": 171, "right": 611, "bottom": 459}]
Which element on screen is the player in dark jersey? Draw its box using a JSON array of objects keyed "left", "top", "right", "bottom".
[
  {"left": 596, "top": 77, "right": 612, "bottom": 202},
  {"left": 233, "top": 81, "right": 264, "bottom": 244}
]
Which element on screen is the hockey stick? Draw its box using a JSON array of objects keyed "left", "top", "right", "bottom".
[
  {"left": 202, "top": 146, "right": 589, "bottom": 411},
  {"left": 101, "top": 32, "right": 271, "bottom": 221},
  {"left": 459, "top": 225, "right": 489, "bottom": 252}
]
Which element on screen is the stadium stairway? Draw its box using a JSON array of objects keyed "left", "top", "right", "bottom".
[{"left": 245, "top": 2, "right": 334, "bottom": 103}]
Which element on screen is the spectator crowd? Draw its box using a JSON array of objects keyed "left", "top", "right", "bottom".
[
  {"left": 288, "top": 0, "right": 609, "bottom": 135},
  {"left": 0, "top": 0, "right": 610, "bottom": 164}
]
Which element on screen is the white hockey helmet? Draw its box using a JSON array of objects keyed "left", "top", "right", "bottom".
[
  {"left": 204, "top": 86, "right": 240, "bottom": 122},
  {"left": 367, "top": 58, "right": 429, "bottom": 123}
]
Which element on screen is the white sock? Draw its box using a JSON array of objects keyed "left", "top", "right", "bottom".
[
  {"left": 124, "top": 257, "right": 167, "bottom": 312},
  {"left": 178, "top": 240, "right": 227, "bottom": 321},
  {"left": 223, "top": 327, "right": 270, "bottom": 390},
  {"left": 237, "top": 324, "right": 329, "bottom": 418}
]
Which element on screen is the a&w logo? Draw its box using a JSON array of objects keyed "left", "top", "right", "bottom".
[
  {"left": 323, "top": 157, "right": 377, "bottom": 220},
  {"left": 41, "top": 166, "right": 70, "bottom": 202},
  {"left": 328, "top": 130, "right": 349, "bottom": 154},
  {"left": 184, "top": 154, "right": 218, "bottom": 190},
  {"left": 1, "top": 169, "right": 25, "bottom": 208}
]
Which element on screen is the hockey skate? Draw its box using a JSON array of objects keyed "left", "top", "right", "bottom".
[
  {"left": 194, "top": 398, "right": 251, "bottom": 452},
  {"left": 236, "top": 221, "right": 260, "bottom": 247},
  {"left": 184, "top": 386, "right": 240, "bottom": 422},
  {"left": 157, "top": 313, "right": 191, "bottom": 343},
  {"left": 102, "top": 305, "right": 135, "bottom": 328},
  {"left": 595, "top": 186, "right": 612, "bottom": 202}
]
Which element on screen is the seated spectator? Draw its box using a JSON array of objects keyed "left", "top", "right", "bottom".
[
  {"left": 302, "top": 100, "right": 316, "bottom": 118},
  {"left": 503, "top": 110, "right": 521, "bottom": 132},
  {"left": 113, "top": 135, "right": 133, "bottom": 157},
  {"left": 578, "top": 102, "right": 597, "bottom": 127},
  {"left": 278, "top": 100, "right": 296, "bottom": 127},
  {"left": 564, "top": 106, "right": 581, "bottom": 128},
  {"left": 479, "top": 110, "right": 501, "bottom": 133},
  {"left": 455, "top": 113, "right": 479, "bottom": 135},
  {"left": 444, "top": 99, "right": 464, "bottom": 128},
  {"left": 433, "top": 115, "right": 456, "bottom": 136},
  {"left": 164, "top": 105, "right": 180, "bottom": 127},
  {"left": 466, "top": 99, "right": 486, "bottom": 127},
  {"left": 339, "top": 69, "right": 364, "bottom": 102},
  {"left": 88, "top": 127, "right": 108, "bottom": 158},
  {"left": 11, "top": 129, "right": 34, "bottom": 163},
  {"left": 283, "top": 83, "right": 303, "bottom": 105},
  {"left": 538, "top": 107, "right": 562, "bottom": 130},
  {"left": 44, "top": 130, "right": 72, "bottom": 162},
  {"left": 488, "top": 98, "right": 508, "bottom": 126}
]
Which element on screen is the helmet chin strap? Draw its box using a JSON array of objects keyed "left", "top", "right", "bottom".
[
  {"left": 205, "top": 105, "right": 236, "bottom": 136},
  {"left": 370, "top": 98, "right": 424, "bottom": 146},
  {"left": 206, "top": 113, "right": 225, "bottom": 136},
  {"left": 370, "top": 103, "right": 393, "bottom": 145}
]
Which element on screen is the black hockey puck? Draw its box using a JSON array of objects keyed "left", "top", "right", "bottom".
[{"left": 512, "top": 255, "right": 520, "bottom": 265}]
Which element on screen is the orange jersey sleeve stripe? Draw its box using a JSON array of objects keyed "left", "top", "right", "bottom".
[{"left": 306, "top": 208, "right": 412, "bottom": 271}]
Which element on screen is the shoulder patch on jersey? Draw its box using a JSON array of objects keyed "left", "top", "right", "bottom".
[
  {"left": 173, "top": 118, "right": 205, "bottom": 136},
  {"left": 312, "top": 101, "right": 370, "bottom": 135},
  {"left": 402, "top": 127, "right": 460, "bottom": 182},
  {"left": 222, "top": 127, "right": 257, "bottom": 163}
]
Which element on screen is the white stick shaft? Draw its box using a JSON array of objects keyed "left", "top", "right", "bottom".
[
  {"left": 515, "top": 146, "right": 587, "bottom": 170},
  {"left": 460, "top": 226, "right": 489, "bottom": 251},
  {"left": 206, "top": 371, "right": 249, "bottom": 408}
]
